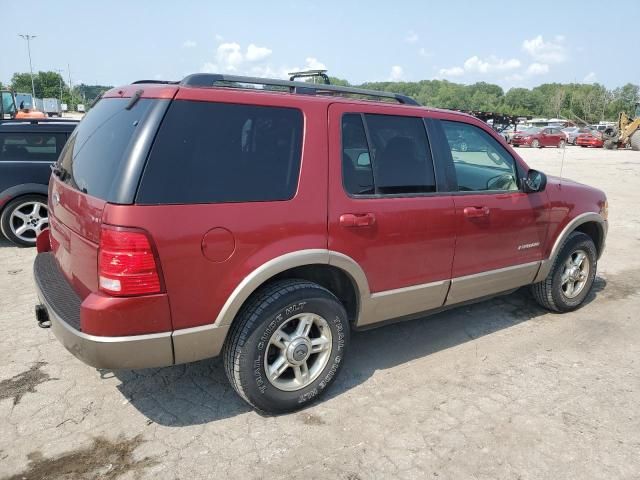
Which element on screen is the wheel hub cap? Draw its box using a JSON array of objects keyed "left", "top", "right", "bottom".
[{"left": 287, "top": 338, "right": 311, "bottom": 365}]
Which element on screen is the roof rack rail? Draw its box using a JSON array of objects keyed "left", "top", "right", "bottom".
[
  {"left": 288, "top": 69, "right": 330, "bottom": 85},
  {"left": 131, "top": 79, "right": 179, "bottom": 85},
  {"left": 179, "top": 73, "right": 421, "bottom": 106}
]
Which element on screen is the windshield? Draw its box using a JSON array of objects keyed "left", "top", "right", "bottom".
[{"left": 522, "top": 127, "right": 541, "bottom": 134}]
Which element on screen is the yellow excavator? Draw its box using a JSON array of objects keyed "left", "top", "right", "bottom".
[{"left": 603, "top": 102, "right": 640, "bottom": 150}]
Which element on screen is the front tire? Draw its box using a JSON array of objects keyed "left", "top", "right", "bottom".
[
  {"left": 531, "top": 232, "right": 597, "bottom": 312},
  {"left": 224, "top": 279, "right": 350, "bottom": 414},
  {"left": 0, "top": 195, "right": 49, "bottom": 247},
  {"left": 531, "top": 139, "right": 540, "bottom": 148}
]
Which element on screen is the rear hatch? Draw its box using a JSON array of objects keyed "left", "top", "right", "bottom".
[{"left": 49, "top": 86, "right": 176, "bottom": 298}]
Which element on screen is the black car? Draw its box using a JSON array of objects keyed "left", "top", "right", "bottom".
[{"left": 0, "top": 119, "right": 78, "bottom": 246}]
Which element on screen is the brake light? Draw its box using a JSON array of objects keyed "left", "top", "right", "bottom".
[{"left": 98, "top": 227, "right": 162, "bottom": 296}]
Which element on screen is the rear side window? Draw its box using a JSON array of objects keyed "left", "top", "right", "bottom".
[
  {"left": 137, "top": 101, "right": 303, "bottom": 204},
  {"left": 0, "top": 132, "right": 66, "bottom": 162},
  {"left": 58, "top": 98, "right": 156, "bottom": 198},
  {"left": 342, "top": 113, "right": 436, "bottom": 196}
]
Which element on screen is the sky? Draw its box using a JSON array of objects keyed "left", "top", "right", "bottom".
[{"left": 2, "top": 0, "right": 638, "bottom": 91}]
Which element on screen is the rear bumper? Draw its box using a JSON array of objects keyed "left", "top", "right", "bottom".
[{"left": 33, "top": 252, "right": 229, "bottom": 369}]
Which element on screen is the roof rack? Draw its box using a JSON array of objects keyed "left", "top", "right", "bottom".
[
  {"left": 288, "top": 69, "right": 330, "bottom": 85},
  {"left": 131, "top": 79, "right": 179, "bottom": 85},
  {"left": 178, "top": 73, "right": 421, "bottom": 106}
]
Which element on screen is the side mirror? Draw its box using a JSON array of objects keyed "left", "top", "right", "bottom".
[{"left": 523, "top": 169, "right": 547, "bottom": 193}]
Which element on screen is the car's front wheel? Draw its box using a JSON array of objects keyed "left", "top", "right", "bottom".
[
  {"left": 224, "top": 279, "right": 350, "bottom": 413},
  {"left": 531, "top": 231, "right": 598, "bottom": 312},
  {"left": 0, "top": 195, "right": 49, "bottom": 247},
  {"left": 531, "top": 139, "right": 540, "bottom": 148}
]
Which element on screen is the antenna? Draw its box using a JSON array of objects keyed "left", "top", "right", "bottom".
[{"left": 559, "top": 135, "right": 567, "bottom": 188}]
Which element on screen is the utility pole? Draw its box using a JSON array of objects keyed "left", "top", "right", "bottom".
[
  {"left": 18, "top": 34, "right": 37, "bottom": 100},
  {"left": 67, "top": 63, "right": 73, "bottom": 107},
  {"left": 55, "top": 68, "right": 64, "bottom": 103}
]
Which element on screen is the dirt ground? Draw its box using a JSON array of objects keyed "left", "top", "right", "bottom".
[{"left": 1, "top": 146, "right": 639, "bottom": 480}]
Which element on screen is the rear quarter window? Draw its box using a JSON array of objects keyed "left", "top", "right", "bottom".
[{"left": 136, "top": 100, "right": 303, "bottom": 204}]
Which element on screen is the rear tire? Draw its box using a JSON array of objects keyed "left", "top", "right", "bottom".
[
  {"left": 223, "top": 279, "right": 350, "bottom": 414},
  {"left": 558, "top": 139, "right": 566, "bottom": 148},
  {"left": 631, "top": 131, "right": 640, "bottom": 151},
  {"left": 531, "top": 232, "right": 597, "bottom": 312}
]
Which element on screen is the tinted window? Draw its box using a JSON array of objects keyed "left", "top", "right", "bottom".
[
  {"left": 442, "top": 120, "right": 519, "bottom": 192},
  {"left": 58, "top": 98, "right": 156, "bottom": 198},
  {"left": 342, "top": 114, "right": 374, "bottom": 195},
  {"left": 341, "top": 113, "right": 436, "bottom": 196},
  {"left": 0, "top": 132, "right": 66, "bottom": 162},
  {"left": 137, "top": 101, "right": 303, "bottom": 204}
]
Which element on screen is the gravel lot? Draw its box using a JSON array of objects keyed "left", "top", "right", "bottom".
[{"left": 1, "top": 146, "right": 639, "bottom": 480}]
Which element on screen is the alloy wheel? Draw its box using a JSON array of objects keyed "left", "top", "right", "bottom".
[
  {"left": 561, "top": 249, "right": 590, "bottom": 299},
  {"left": 264, "top": 313, "right": 333, "bottom": 391},
  {"left": 9, "top": 200, "right": 48, "bottom": 243}
]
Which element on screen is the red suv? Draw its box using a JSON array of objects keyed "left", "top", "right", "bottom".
[
  {"left": 33, "top": 74, "right": 608, "bottom": 413},
  {"left": 511, "top": 127, "right": 567, "bottom": 148}
]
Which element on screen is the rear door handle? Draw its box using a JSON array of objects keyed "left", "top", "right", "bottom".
[
  {"left": 463, "top": 206, "right": 490, "bottom": 218},
  {"left": 339, "top": 213, "right": 376, "bottom": 227}
]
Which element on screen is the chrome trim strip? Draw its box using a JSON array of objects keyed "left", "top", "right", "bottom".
[
  {"left": 446, "top": 261, "right": 540, "bottom": 306},
  {"left": 533, "top": 212, "right": 606, "bottom": 283},
  {"left": 172, "top": 324, "right": 230, "bottom": 365}
]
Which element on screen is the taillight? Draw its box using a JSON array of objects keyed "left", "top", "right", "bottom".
[{"left": 98, "top": 226, "right": 162, "bottom": 296}]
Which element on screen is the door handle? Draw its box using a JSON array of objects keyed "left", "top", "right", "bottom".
[
  {"left": 463, "top": 206, "right": 490, "bottom": 218},
  {"left": 339, "top": 213, "right": 376, "bottom": 227}
]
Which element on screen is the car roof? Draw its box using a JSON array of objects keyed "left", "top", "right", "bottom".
[{"left": 0, "top": 119, "right": 79, "bottom": 133}]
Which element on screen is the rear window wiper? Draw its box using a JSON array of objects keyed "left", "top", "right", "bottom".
[{"left": 125, "top": 89, "right": 144, "bottom": 110}]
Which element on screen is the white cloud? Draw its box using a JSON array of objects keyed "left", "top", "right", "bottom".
[
  {"left": 182, "top": 40, "right": 197, "bottom": 48},
  {"left": 216, "top": 42, "right": 244, "bottom": 71},
  {"left": 438, "top": 55, "right": 520, "bottom": 78},
  {"left": 304, "top": 57, "right": 326, "bottom": 70},
  {"left": 246, "top": 44, "right": 272, "bottom": 62},
  {"left": 463, "top": 55, "right": 521, "bottom": 73},
  {"left": 438, "top": 66, "right": 464, "bottom": 77},
  {"left": 389, "top": 65, "right": 404, "bottom": 81},
  {"left": 202, "top": 45, "right": 326, "bottom": 79},
  {"left": 526, "top": 62, "right": 549, "bottom": 75},
  {"left": 522, "top": 35, "right": 567, "bottom": 64},
  {"left": 405, "top": 30, "right": 419, "bottom": 44},
  {"left": 215, "top": 34, "right": 224, "bottom": 42},
  {"left": 583, "top": 71, "right": 597, "bottom": 83},
  {"left": 418, "top": 47, "right": 433, "bottom": 58}
]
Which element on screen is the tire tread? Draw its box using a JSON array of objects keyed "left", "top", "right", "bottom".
[{"left": 223, "top": 279, "right": 336, "bottom": 411}]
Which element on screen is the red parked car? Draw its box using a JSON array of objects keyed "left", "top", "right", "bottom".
[
  {"left": 511, "top": 126, "right": 567, "bottom": 148},
  {"left": 33, "top": 74, "right": 608, "bottom": 413},
  {"left": 576, "top": 130, "right": 604, "bottom": 148}
]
